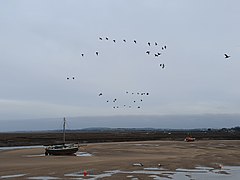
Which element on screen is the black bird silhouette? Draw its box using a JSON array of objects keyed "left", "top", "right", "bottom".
[
  {"left": 106, "top": 37, "right": 109, "bottom": 40},
  {"left": 141, "top": 99, "right": 143, "bottom": 102},
  {"left": 66, "top": 77, "right": 69, "bottom": 80},
  {"left": 164, "top": 45, "right": 167, "bottom": 49},
  {"left": 123, "top": 39, "right": 126, "bottom": 42},
  {"left": 133, "top": 101, "right": 136, "bottom": 103},
  {"left": 107, "top": 100, "right": 109, "bottom": 102},
  {"left": 113, "top": 39, "right": 116, "bottom": 43},
  {"left": 126, "top": 91, "right": 129, "bottom": 94},
  {"left": 134, "top": 40, "right": 137, "bottom": 44},
  {"left": 155, "top": 54, "right": 158, "bottom": 57},
  {"left": 224, "top": 54, "right": 230, "bottom": 59},
  {"left": 155, "top": 42, "right": 158, "bottom": 46},
  {"left": 99, "top": 37, "right": 102, "bottom": 40},
  {"left": 162, "top": 47, "right": 164, "bottom": 50},
  {"left": 146, "top": 93, "right": 149, "bottom": 95},
  {"left": 146, "top": 51, "right": 150, "bottom": 55},
  {"left": 137, "top": 106, "right": 140, "bottom": 109},
  {"left": 148, "top": 42, "right": 151, "bottom": 46},
  {"left": 160, "top": 64, "right": 165, "bottom": 69},
  {"left": 81, "top": 53, "right": 84, "bottom": 57},
  {"left": 96, "top": 51, "right": 99, "bottom": 56},
  {"left": 99, "top": 93, "right": 103, "bottom": 96},
  {"left": 158, "top": 52, "right": 161, "bottom": 56},
  {"left": 72, "top": 77, "right": 75, "bottom": 80}
]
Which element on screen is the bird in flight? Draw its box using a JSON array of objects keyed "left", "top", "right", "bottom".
[
  {"left": 106, "top": 37, "right": 109, "bottom": 40},
  {"left": 99, "top": 37, "right": 102, "bottom": 40},
  {"left": 157, "top": 52, "right": 161, "bottom": 56},
  {"left": 113, "top": 39, "right": 116, "bottom": 43},
  {"left": 164, "top": 45, "right": 167, "bottom": 49},
  {"left": 160, "top": 64, "right": 165, "bottom": 69},
  {"left": 224, "top": 54, "right": 230, "bottom": 59},
  {"left": 134, "top": 40, "right": 137, "bottom": 44},
  {"left": 148, "top": 42, "right": 151, "bottom": 46},
  {"left": 146, "top": 51, "right": 150, "bottom": 55},
  {"left": 155, "top": 42, "right": 158, "bottom": 46},
  {"left": 81, "top": 53, "right": 84, "bottom": 57},
  {"left": 99, "top": 93, "right": 103, "bottom": 96},
  {"left": 123, "top": 39, "right": 126, "bottom": 42},
  {"left": 96, "top": 51, "right": 99, "bottom": 56}
]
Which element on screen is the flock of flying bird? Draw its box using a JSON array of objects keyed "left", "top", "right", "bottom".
[
  {"left": 77, "top": 37, "right": 167, "bottom": 109},
  {"left": 79, "top": 37, "right": 168, "bottom": 69},
  {"left": 98, "top": 91, "right": 150, "bottom": 109},
  {"left": 66, "top": 37, "right": 168, "bottom": 81},
  {"left": 66, "top": 36, "right": 232, "bottom": 110}
]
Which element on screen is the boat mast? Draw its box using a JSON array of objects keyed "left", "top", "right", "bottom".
[{"left": 63, "top": 117, "right": 66, "bottom": 144}]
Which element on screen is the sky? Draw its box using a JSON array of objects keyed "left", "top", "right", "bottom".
[{"left": 0, "top": 0, "right": 240, "bottom": 131}]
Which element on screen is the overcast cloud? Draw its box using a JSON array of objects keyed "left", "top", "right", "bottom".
[{"left": 0, "top": 0, "right": 240, "bottom": 130}]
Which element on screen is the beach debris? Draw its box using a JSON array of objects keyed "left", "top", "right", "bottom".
[{"left": 133, "top": 163, "right": 144, "bottom": 167}]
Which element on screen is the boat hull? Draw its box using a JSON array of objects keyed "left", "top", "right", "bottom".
[{"left": 45, "top": 145, "right": 78, "bottom": 155}]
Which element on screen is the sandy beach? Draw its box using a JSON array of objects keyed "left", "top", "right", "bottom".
[{"left": 0, "top": 140, "right": 240, "bottom": 179}]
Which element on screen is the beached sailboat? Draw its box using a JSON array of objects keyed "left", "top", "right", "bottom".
[{"left": 45, "top": 118, "right": 79, "bottom": 155}]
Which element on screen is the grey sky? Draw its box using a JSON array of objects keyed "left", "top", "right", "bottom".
[{"left": 0, "top": 0, "right": 240, "bottom": 130}]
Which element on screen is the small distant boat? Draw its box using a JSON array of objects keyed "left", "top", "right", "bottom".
[
  {"left": 45, "top": 117, "right": 79, "bottom": 155},
  {"left": 184, "top": 136, "right": 196, "bottom": 142}
]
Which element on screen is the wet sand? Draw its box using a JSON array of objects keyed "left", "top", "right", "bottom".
[{"left": 0, "top": 140, "right": 240, "bottom": 179}]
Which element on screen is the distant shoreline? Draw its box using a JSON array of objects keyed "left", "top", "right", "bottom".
[{"left": 0, "top": 128, "right": 239, "bottom": 147}]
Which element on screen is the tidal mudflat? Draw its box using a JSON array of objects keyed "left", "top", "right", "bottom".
[{"left": 0, "top": 140, "right": 240, "bottom": 179}]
